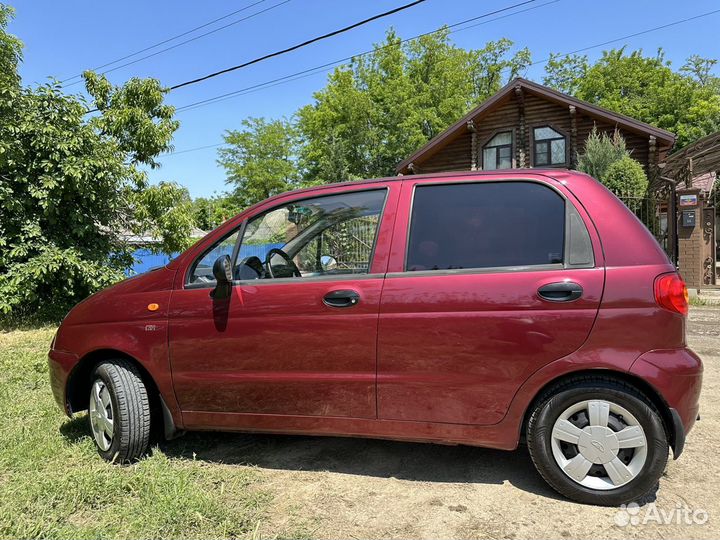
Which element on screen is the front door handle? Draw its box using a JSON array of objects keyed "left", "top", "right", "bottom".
[
  {"left": 538, "top": 282, "right": 583, "bottom": 302},
  {"left": 323, "top": 289, "right": 360, "bottom": 308}
]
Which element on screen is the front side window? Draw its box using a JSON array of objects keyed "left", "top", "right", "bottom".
[
  {"left": 188, "top": 230, "right": 241, "bottom": 284},
  {"left": 482, "top": 131, "right": 513, "bottom": 170},
  {"left": 406, "top": 182, "right": 565, "bottom": 271},
  {"left": 533, "top": 126, "right": 566, "bottom": 166},
  {"left": 235, "top": 189, "right": 386, "bottom": 280}
]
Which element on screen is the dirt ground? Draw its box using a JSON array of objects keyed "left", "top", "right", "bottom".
[{"left": 166, "top": 307, "right": 720, "bottom": 539}]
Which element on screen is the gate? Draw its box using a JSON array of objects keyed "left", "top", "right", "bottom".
[{"left": 705, "top": 187, "right": 718, "bottom": 285}]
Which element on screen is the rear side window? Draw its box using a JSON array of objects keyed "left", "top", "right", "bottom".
[{"left": 406, "top": 182, "right": 566, "bottom": 271}]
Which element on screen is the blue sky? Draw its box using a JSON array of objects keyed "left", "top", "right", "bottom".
[{"left": 10, "top": 0, "right": 720, "bottom": 198}]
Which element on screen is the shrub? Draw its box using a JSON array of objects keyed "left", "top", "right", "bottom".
[
  {"left": 603, "top": 155, "right": 648, "bottom": 197},
  {"left": 577, "top": 127, "right": 628, "bottom": 181}
]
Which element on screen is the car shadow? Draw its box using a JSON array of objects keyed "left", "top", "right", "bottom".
[
  {"left": 158, "top": 429, "right": 567, "bottom": 501},
  {"left": 59, "top": 415, "right": 90, "bottom": 443},
  {"left": 60, "top": 418, "right": 659, "bottom": 504}
]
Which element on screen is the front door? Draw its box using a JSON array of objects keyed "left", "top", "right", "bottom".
[
  {"left": 168, "top": 186, "right": 397, "bottom": 420},
  {"left": 378, "top": 176, "right": 605, "bottom": 425}
]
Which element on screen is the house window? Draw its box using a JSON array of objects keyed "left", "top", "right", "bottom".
[
  {"left": 533, "top": 126, "right": 566, "bottom": 166},
  {"left": 482, "top": 131, "right": 513, "bottom": 170}
]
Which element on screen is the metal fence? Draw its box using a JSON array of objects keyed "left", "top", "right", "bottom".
[
  {"left": 322, "top": 216, "right": 378, "bottom": 272},
  {"left": 617, "top": 194, "right": 668, "bottom": 253}
]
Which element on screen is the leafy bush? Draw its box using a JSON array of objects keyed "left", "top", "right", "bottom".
[
  {"left": 0, "top": 8, "right": 189, "bottom": 321},
  {"left": 577, "top": 127, "right": 628, "bottom": 181},
  {"left": 603, "top": 155, "right": 648, "bottom": 197},
  {"left": 577, "top": 128, "right": 648, "bottom": 197}
]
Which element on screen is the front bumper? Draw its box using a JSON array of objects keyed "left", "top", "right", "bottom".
[
  {"left": 629, "top": 348, "right": 703, "bottom": 458},
  {"left": 48, "top": 348, "right": 79, "bottom": 416}
]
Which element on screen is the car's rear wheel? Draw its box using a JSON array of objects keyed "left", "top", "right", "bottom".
[
  {"left": 527, "top": 378, "right": 668, "bottom": 506},
  {"left": 88, "top": 360, "right": 151, "bottom": 462}
]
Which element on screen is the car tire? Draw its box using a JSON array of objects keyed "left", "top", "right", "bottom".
[
  {"left": 88, "top": 360, "right": 151, "bottom": 462},
  {"left": 527, "top": 377, "right": 668, "bottom": 506}
]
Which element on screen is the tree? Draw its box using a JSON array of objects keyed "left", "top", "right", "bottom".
[
  {"left": 542, "top": 53, "right": 588, "bottom": 95},
  {"left": 0, "top": 4, "right": 20, "bottom": 92},
  {"left": 190, "top": 195, "right": 243, "bottom": 231},
  {"left": 0, "top": 4, "right": 189, "bottom": 320},
  {"left": 681, "top": 55, "right": 719, "bottom": 89},
  {"left": 543, "top": 48, "right": 720, "bottom": 148},
  {"left": 577, "top": 128, "right": 629, "bottom": 182},
  {"left": 132, "top": 182, "right": 196, "bottom": 254},
  {"left": 217, "top": 117, "right": 301, "bottom": 208},
  {"left": 297, "top": 29, "right": 531, "bottom": 181}
]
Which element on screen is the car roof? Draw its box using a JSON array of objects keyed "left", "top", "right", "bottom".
[
  {"left": 242, "top": 169, "right": 598, "bottom": 219},
  {"left": 272, "top": 168, "right": 588, "bottom": 198}
]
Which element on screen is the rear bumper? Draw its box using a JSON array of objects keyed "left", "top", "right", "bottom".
[
  {"left": 48, "top": 349, "right": 79, "bottom": 416},
  {"left": 629, "top": 348, "right": 703, "bottom": 458}
]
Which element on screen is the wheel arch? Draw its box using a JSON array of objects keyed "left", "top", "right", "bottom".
[
  {"left": 520, "top": 369, "right": 676, "bottom": 451},
  {"left": 66, "top": 349, "right": 161, "bottom": 417}
]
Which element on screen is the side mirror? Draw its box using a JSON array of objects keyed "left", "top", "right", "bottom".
[
  {"left": 320, "top": 255, "right": 337, "bottom": 272},
  {"left": 212, "top": 255, "right": 233, "bottom": 285}
]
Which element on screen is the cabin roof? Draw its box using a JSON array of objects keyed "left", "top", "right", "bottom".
[{"left": 396, "top": 77, "right": 676, "bottom": 174}]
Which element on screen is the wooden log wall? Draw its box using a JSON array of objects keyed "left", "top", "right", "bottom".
[{"left": 415, "top": 89, "right": 656, "bottom": 177}]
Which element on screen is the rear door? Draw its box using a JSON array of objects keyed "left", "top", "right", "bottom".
[{"left": 377, "top": 175, "right": 605, "bottom": 425}]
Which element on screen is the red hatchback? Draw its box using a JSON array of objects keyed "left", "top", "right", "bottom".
[{"left": 49, "top": 170, "right": 702, "bottom": 505}]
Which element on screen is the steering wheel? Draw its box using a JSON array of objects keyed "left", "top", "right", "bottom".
[{"left": 265, "top": 248, "right": 302, "bottom": 278}]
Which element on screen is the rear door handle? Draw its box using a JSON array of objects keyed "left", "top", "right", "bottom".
[
  {"left": 323, "top": 289, "right": 360, "bottom": 308},
  {"left": 538, "top": 282, "right": 583, "bottom": 302}
]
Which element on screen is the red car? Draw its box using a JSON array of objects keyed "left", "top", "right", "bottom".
[{"left": 49, "top": 170, "right": 702, "bottom": 505}]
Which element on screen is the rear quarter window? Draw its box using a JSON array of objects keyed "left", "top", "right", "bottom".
[{"left": 406, "top": 181, "right": 566, "bottom": 271}]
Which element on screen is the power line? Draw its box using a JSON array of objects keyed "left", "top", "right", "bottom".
[
  {"left": 162, "top": 0, "right": 551, "bottom": 155},
  {"left": 528, "top": 7, "right": 720, "bottom": 66},
  {"left": 167, "top": 0, "right": 428, "bottom": 92},
  {"left": 175, "top": 0, "right": 552, "bottom": 114},
  {"left": 176, "top": 63, "right": 351, "bottom": 114},
  {"left": 152, "top": 3, "right": 720, "bottom": 115},
  {"left": 61, "top": 0, "right": 271, "bottom": 84},
  {"left": 162, "top": 5, "right": 720, "bottom": 158},
  {"left": 84, "top": 0, "right": 427, "bottom": 114},
  {"left": 162, "top": 143, "right": 226, "bottom": 157},
  {"left": 64, "top": 0, "right": 290, "bottom": 88}
]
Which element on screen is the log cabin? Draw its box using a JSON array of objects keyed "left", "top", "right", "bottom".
[{"left": 395, "top": 77, "right": 676, "bottom": 188}]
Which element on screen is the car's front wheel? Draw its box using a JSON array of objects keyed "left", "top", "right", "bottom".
[
  {"left": 88, "top": 360, "right": 151, "bottom": 462},
  {"left": 527, "top": 378, "right": 668, "bottom": 506}
]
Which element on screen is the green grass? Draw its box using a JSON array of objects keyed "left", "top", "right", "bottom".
[
  {"left": 0, "top": 327, "right": 272, "bottom": 540},
  {"left": 689, "top": 296, "right": 709, "bottom": 307},
  {"left": 689, "top": 295, "right": 720, "bottom": 307}
]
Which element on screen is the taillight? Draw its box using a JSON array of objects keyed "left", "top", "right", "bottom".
[{"left": 654, "top": 273, "right": 689, "bottom": 316}]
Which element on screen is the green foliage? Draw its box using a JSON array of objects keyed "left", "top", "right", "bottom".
[
  {"left": 296, "top": 29, "right": 531, "bottom": 181},
  {"left": 0, "top": 6, "right": 185, "bottom": 320},
  {"left": 544, "top": 48, "right": 720, "bottom": 148},
  {"left": 681, "top": 55, "right": 720, "bottom": 90},
  {"left": 132, "top": 182, "right": 196, "bottom": 254},
  {"left": 84, "top": 72, "right": 179, "bottom": 167},
  {"left": 602, "top": 155, "right": 648, "bottom": 197},
  {"left": 577, "top": 128, "right": 629, "bottom": 182},
  {"left": 0, "top": 4, "right": 20, "bottom": 91},
  {"left": 577, "top": 129, "right": 647, "bottom": 197},
  {"left": 217, "top": 117, "right": 301, "bottom": 208},
  {"left": 543, "top": 53, "right": 588, "bottom": 95},
  {"left": 190, "top": 195, "right": 243, "bottom": 231}
]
